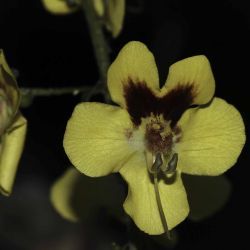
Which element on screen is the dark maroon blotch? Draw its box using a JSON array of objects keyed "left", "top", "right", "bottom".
[{"left": 123, "top": 78, "right": 196, "bottom": 127}]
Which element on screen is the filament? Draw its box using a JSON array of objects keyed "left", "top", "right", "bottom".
[{"left": 152, "top": 154, "right": 171, "bottom": 239}]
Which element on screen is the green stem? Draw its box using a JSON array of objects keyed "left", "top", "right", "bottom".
[
  {"left": 19, "top": 86, "right": 92, "bottom": 107},
  {"left": 153, "top": 172, "right": 171, "bottom": 240},
  {"left": 82, "top": 0, "right": 110, "bottom": 84},
  {"left": 20, "top": 86, "right": 91, "bottom": 97}
]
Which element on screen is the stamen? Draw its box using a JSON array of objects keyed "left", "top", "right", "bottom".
[
  {"left": 165, "top": 153, "right": 178, "bottom": 174},
  {"left": 151, "top": 153, "right": 163, "bottom": 173},
  {"left": 152, "top": 153, "right": 171, "bottom": 240}
]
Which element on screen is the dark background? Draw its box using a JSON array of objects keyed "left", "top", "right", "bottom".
[{"left": 0, "top": 0, "right": 249, "bottom": 249}]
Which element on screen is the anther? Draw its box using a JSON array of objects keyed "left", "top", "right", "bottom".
[
  {"left": 151, "top": 153, "right": 163, "bottom": 173},
  {"left": 165, "top": 153, "right": 178, "bottom": 174}
]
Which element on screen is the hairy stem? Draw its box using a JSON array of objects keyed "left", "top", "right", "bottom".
[
  {"left": 82, "top": 0, "right": 110, "bottom": 85},
  {"left": 20, "top": 86, "right": 91, "bottom": 97},
  {"left": 19, "top": 86, "right": 92, "bottom": 107}
]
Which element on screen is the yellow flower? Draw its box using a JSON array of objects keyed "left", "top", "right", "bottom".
[
  {"left": 0, "top": 50, "right": 27, "bottom": 196},
  {"left": 63, "top": 41, "right": 245, "bottom": 234},
  {"left": 42, "top": 0, "right": 125, "bottom": 37}
]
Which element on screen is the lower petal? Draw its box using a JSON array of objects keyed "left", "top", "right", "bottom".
[
  {"left": 120, "top": 153, "right": 189, "bottom": 235},
  {"left": 64, "top": 102, "right": 135, "bottom": 177},
  {"left": 177, "top": 98, "right": 246, "bottom": 176}
]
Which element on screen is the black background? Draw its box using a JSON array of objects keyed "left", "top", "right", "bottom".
[{"left": 0, "top": 0, "right": 249, "bottom": 249}]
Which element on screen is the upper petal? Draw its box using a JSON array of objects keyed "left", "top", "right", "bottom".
[
  {"left": 177, "top": 98, "right": 246, "bottom": 176},
  {"left": 105, "top": 0, "right": 125, "bottom": 37},
  {"left": 120, "top": 153, "right": 189, "bottom": 235},
  {"left": 0, "top": 114, "right": 27, "bottom": 196},
  {"left": 108, "top": 41, "right": 159, "bottom": 108},
  {"left": 162, "top": 55, "right": 215, "bottom": 105},
  {"left": 42, "top": 0, "right": 79, "bottom": 15},
  {"left": 63, "top": 102, "right": 135, "bottom": 177}
]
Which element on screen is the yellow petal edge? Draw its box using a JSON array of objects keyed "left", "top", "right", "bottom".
[
  {"left": 162, "top": 55, "right": 215, "bottom": 105},
  {"left": 50, "top": 168, "right": 80, "bottom": 222},
  {"left": 105, "top": 0, "right": 125, "bottom": 38},
  {"left": 108, "top": 41, "right": 159, "bottom": 107},
  {"left": 63, "top": 102, "right": 135, "bottom": 177},
  {"left": 177, "top": 97, "right": 246, "bottom": 176}
]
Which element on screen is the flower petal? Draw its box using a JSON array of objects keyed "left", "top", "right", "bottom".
[
  {"left": 50, "top": 168, "right": 80, "bottom": 222},
  {"left": 183, "top": 174, "right": 231, "bottom": 221},
  {"left": 177, "top": 98, "right": 245, "bottom": 176},
  {"left": 42, "top": 0, "right": 79, "bottom": 15},
  {"left": 50, "top": 168, "right": 125, "bottom": 221},
  {"left": 162, "top": 55, "right": 215, "bottom": 105},
  {"left": 108, "top": 41, "right": 159, "bottom": 108},
  {"left": 93, "top": 0, "right": 105, "bottom": 17},
  {"left": 120, "top": 153, "right": 189, "bottom": 235},
  {"left": 0, "top": 50, "right": 20, "bottom": 132},
  {"left": 0, "top": 114, "right": 27, "bottom": 196},
  {"left": 64, "top": 102, "right": 135, "bottom": 177},
  {"left": 105, "top": 0, "right": 125, "bottom": 37}
]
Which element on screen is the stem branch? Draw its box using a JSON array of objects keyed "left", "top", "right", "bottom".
[{"left": 20, "top": 86, "right": 91, "bottom": 97}]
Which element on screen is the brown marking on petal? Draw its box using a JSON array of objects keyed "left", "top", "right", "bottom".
[
  {"left": 123, "top": 79, "right": 156, "bottom": 126},
  {"left": 161, "top": 84, "right": 197, "bottom": 127},
  {"left": 123, "top": 78, "right": 196, "bottom": 127}
]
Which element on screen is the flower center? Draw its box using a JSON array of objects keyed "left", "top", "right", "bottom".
[
  {"left": 125, "top": 114, "right": 182, "bottom": 174},
  {"left": 143, "top": 115, "right": 182, "bottom": 174},
  {"left": 144, "top": 115, "right": 182, "bottom": 154},
  {"left": 145, "top": 118, "right": 173, "bottom": 154}
]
